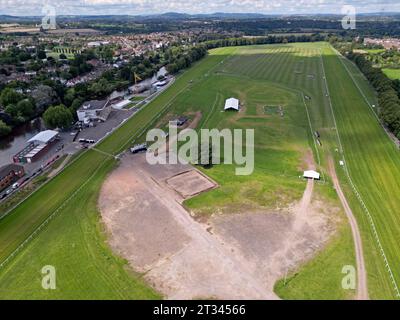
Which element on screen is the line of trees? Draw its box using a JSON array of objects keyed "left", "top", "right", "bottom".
[
  {"left": 165, "top": 46, "right": 208, "bottom": 74},
  {"left": 347, "top": 52, "right": 400, "bottom": 139},
  {"left": 203, "top": 34, "right": 326, "bottom": 49}
]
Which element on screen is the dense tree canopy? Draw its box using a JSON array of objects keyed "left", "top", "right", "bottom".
[
  {"left": 0, "top": 119, "right": 11, "bottom": 137},
  {"left": 43, "top": 105, "right": 74, "bottom": 130},
  {"left": 0, "top": 88, "right": 24, "bottom": 107}
]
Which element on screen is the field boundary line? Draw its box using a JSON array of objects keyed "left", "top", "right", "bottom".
[
  {"left": 91, "top": 147, "right": 116, "bottom": 159},
  {"left": 201, "top": 93, "right": 221, "bottom": 129},
  {"left": 0, "top": 157, "right": 111, "bottom": 270},
  {"left": 320, "top": 49, "right": 400, "bottom": 299},
  {"left": 332, "top": 47, "right": 400, "bottom": 148}
]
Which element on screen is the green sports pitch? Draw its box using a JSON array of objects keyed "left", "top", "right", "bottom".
[{"left": 0, "top": 42, "right": 399, "bottom": 300}]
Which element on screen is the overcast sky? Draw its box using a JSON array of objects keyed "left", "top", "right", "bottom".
[{"left": 0, "top": 0, "right": 398, "bottom": 16}]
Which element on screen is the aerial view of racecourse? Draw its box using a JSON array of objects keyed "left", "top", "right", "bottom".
[{"left": 0, "top": 0, "right": 400, "bottom": 313}]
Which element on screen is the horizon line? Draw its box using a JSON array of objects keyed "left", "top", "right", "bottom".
[{"left": 1, "top": 11, "right": 400, "bottom": 18}]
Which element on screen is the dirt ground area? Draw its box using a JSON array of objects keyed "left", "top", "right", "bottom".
[
  {"left": 100, "top": 153, "right": 274, "bottom": 299},
  {"left": 99, "top": 153, "right": 337, "bottom": 299},
  {"left": 209, "top": 182, "right": 338, "bottom": 293}
]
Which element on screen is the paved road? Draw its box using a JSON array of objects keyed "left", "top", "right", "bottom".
[{"left": 328, "top": 158, "right": 369, "bottom": 300}]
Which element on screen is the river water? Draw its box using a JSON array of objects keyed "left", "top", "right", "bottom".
[{"left": 0, "top": 118, "right": 44, "bottom": 167}]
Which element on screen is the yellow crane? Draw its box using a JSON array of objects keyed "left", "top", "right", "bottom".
[{"left": 134, "top": 72, "right": 142, "bottom": 85}]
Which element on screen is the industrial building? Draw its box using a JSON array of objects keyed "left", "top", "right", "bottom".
[{"left": 13, "top": 130, "right": 59, "bottom": 164}]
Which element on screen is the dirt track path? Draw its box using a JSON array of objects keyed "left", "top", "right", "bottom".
[
  {"left": 293, "top": 178, "right": 314, "bottom": 231},
  {"left": 328, "top": 158, "right": 369, "bottom": 300}
]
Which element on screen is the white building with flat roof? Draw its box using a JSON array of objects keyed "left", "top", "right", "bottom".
[
  {"left": 112, "top": 99, "right": 131, "bottom": 110},
  {"left": 27, "top": 130, "right": 59, "bottom": 145}
]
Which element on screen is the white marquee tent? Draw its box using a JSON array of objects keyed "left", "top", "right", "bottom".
[
  {"left": 303, "top": 170, "right": 320, "bottom": 180},
  {"left": 224, "top": 98, "right": 240, "bottom": 111}
]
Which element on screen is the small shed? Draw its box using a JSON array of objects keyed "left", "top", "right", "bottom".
[{"left": 303, "top": 170, "right": 320, "bottom": 180}]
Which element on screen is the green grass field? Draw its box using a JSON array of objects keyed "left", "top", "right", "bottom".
[
  {"left": 0, "top": 43, "right": 399, "bottom": 299},
  {"left": 182, "top": 43, "right": 356, "bottom": 299},
  {"left": 322, "top": 46, "right": 400, "bottom": 299},
  {"left": 382, "top": 68, "right": 400, "bottom": 80},
  {"left": 46, "top": 52, "right": 75, "bottom": 60},
  {"left": 210, "top": 43, "right": 400, "bottom": 299},
  {"left": 365, "top": 49, "right": 386, "bottom": 54}
]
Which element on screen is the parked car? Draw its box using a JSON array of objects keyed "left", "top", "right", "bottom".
[
  {"left": 12, "top": 183, "right": 20, "bottom": 189},
  {"left": 56, "top": 144, "right": 64, "bottom": 152},
  {"left": 79, "top": 138, "right": 96, "bottom": 144}
]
